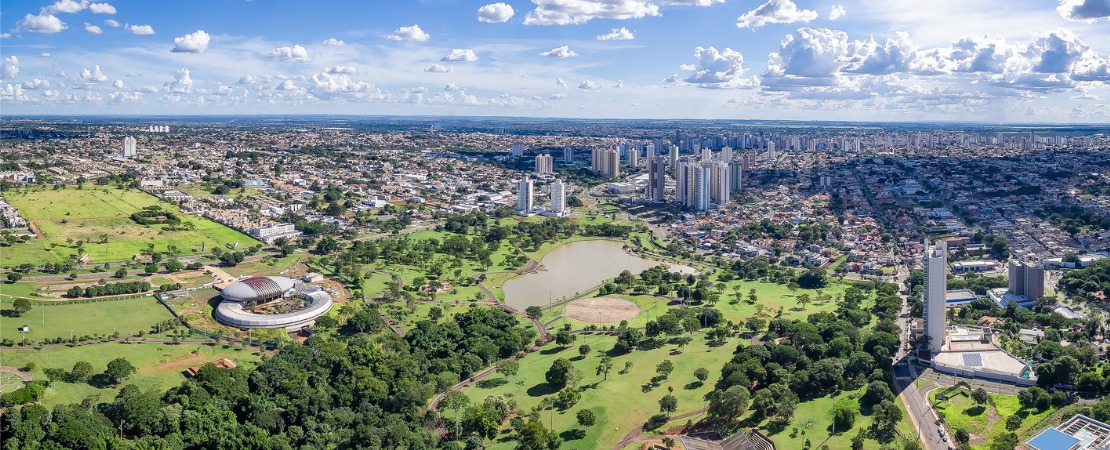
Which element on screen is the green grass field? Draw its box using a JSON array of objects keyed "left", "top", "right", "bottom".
[
  {"left": 2, "top": 186, "right": 262, "bottom": 266},
  {"left": 0, "top": 341, "right": 261, "bottom": 407},
  {"left": 714, "top": 279, "right": 862, "bottom": 325},
  {"left": 458, "top": 333, "right": 736, "bottom": 450},
  {"left": 931, "top": 389, "right": 1059, "bottom": 449},
  {"left": 0, "top": 296, "right": 175, "bottom": 343}
]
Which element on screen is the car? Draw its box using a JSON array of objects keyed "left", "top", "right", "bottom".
[{"left": 942, "top": 435, "right": 948, "bottom": 442}]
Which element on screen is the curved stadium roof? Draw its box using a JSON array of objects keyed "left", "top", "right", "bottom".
[{"left": 221, "top": 276, "right": 296, "bottom": 302}]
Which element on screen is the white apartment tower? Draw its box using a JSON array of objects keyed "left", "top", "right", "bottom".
[
  {"left": 122, "top": 136, "right": 137, "bottom": 158},
  {"left": 709, "top": 161, "right": 730, "bottom": 206},
  {"left": 646, "top": 156, "right": 667, "bottom": 203},
  {"left": 549, "top": 179, "right": 566, "bottom": 215},
  {"left": 534, "top": 154, "right": 554, "bottom": 175},
  {"left": 563, "top": 146, "right": 574, "bottom": 163},
  {"left": 516, "top": 178, "right": 534, "bottom": 215},
  {"left": 668, "top": 145, "right": 679, "bottom": 170},
  {"left": 676, "top": 159, "right": 710, "bottom": 211},
  {"left": 728, "top": 161, "right": 743, "bottom": 193},
  {"left": 924, "top": 240, "right": 948, "bottom": 354},
  {"left": 721, "top": 146, "right": 733, "bottom": 163},
  {"left": 591, "top": 148, "right": 621, "bottom": 177},
  {"left": 627, "top": 146, "right": 639, "bottom": 167},
  {"left": 766, "top": 141, "right": 776, "bottom": 162},
  {"left": 511, "top": 143, "right": 525, "bottom": 157}
]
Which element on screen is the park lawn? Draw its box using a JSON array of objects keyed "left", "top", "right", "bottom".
[
  {"left": 2, "top": 187, "right": 262, "bottom": 266},
  {"left": 931, "top": 389, "right": 1058, "bottom": 450},
  {"left": 0, "top": 281, "right": 52, "bottom": 299},
  {"left": 756, "top": 388, "right": 918, "bottom": 450},
  {"left": 0, "top": 341, "right": 261, "bottom": 407},
  {"left": 363, "top": 271, "right": 398, "bottom": 299},
  {"left": 713, "top": 279, "right": 861, "bottom": 325},
  {"left": 0, "top": 296, "right": 174, "bottom": 343},
  {"left": 220, "top": 252, "right": 303, "bottom": 278},
  {"left": 459, "top": 333, "right": 737, "bottom": 450}
]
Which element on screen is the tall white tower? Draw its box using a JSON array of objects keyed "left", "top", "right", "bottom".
[
  {"left": 549, "top": 179, "right": 566, "bottom": 215},
  {"left": 925, "top": 240, "right": 948, "bottom": 354},
  {"left": 516, "top": 179, "right": 534, "bottom": 215},
  {"left": 122, "top": 136, "right": 137, "bottom": 158},
  {"left": 563, "top": 146, "right": 574, "bottom": 163}
]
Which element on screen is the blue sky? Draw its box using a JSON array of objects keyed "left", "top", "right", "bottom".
[{"left": 2, "top": 0, "right": 1110, "bottom": 122}]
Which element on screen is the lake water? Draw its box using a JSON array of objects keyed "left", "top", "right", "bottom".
[{"left": 503, "top": 239, "right": 694, "bottom": 309}]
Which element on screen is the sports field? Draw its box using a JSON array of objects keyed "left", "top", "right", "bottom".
[
  {"left": 0, "top": 296, "right": 175, "bottom": 343},
  {"left": 2, "top": 186, "right": 262, "bottom": 266}
]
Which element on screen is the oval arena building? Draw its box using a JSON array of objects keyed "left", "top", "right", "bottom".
[{"left": 214, "top": 276, "right": 333, "bottom": 330}]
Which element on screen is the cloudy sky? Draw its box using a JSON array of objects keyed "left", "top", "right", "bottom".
[{"left": 2, "top": 0, "right": 1110, "bottom": 122}]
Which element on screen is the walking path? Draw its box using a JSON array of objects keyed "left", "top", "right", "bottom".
[{"left": 612, "top": 406, "right": 709, "bottom": 450}]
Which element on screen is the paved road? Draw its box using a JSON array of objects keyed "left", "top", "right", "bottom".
[{"left": 895, "top": 374, "right": 949, "bottom": 450}]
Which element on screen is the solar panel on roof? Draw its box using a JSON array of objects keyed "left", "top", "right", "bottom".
[{"left": 962, "top": 354, "right": 984, "bottom": 367}]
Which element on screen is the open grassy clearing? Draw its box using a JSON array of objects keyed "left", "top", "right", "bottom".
[
  {"left": 0, "top": 341, "right": 261, "bottom": 407},
  {"left": 219, "top": 252, "right": 303, "bottom": 278},
  {"left": 931, "top": 389, "right": 1059, "bottom": 449},
  {"left": 0, "top": 296, "right": 174, "bottom": 343},
  {"left": 458, "top": 333, "right": 735, "bottom": 450},
  {"left": 713, "top": 278, "right": 862, "bottom": 325},
  {"left": 2, "top": 187, "right": 262, "bottom": 266}
]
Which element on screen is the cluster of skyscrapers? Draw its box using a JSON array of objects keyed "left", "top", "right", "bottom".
[{"left": 516, "top": 178, "right": 565, "bottom": 217}]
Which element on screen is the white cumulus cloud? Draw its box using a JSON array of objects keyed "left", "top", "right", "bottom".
[
  {"left": 424, "top": 64, "right": 452, "bottom": 73},
  {"left": 84, "top": 22, "right": 102, "bottom": 34},
  {"left": 2, "top": 56, "right": 19, "bottom": 80},
  {"left": 172, "top": 30, "right": 210, "bottom": 53},
  {"left": 441, "top": 48, "right": 478, "bottom": 62},
  {"left": 18, "top": 13, "right": 67, "bottom": 33},
  {"left": 126, "top": 24, "right": 155, "bottom": 35},
  {"left": 478, "top": 2, "right": 516, "bottom": 22},
  {"left": 1058, "top": 0, "right": 1110, "bottom": 21},
  {"left": 80, "top": 64, "right": 109, "bottom": 82},
  {"left": 270, "top": 45, "right": 310, "bottom": 61},
  {"left": 89, "top": 2, "right": 116, "bottom": 14},
  {"left": 326, "top": 66, "right": 357, "bottom": 74},
  {"left": 525, "top": 0, "right": 661, "bottom": 25},
  {"left": 104, "top": 18, "right": 119, "bottom": 27},
  {"left": 683, "top": 46, "right": 758, "bottom": 88},
  {"left": 388, "top": 24, "right": 430, "bottom": 42},
  {"left": 578, "top": 80, "right": 597, "bottom": 89},
  {"left": 46, "top": 0, "right": 87, "bottom": 14},
  {"left": 597, "top": 27, "right": 635, "bottom": 40},
  {"left": 829, "top": 4, "right": 846, "bottom": 20},
  {"left": 322, "top": 38, "right": 345, "bottom": 46},
  {"left": 736, "top": 0, "right": 818, "bottom": 29},
  {"left": 164, "top": 68, "right": 193, "bottom": 93},
  {"left": 540, "top": 45, "right": 578, "bottom": 58}
]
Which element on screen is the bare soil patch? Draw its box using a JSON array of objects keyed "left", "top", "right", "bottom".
[{"left": 563, "top": 297, "right": 640, "bottom": 323}]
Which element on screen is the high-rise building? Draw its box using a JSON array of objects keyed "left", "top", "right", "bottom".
[
  {"left": 645, "top": 143, "right": 655, "bottom": 162},
  {"left": 549, "top": 179, "right": 566, "bottom": 215},
  {"left": 721, "top": 146, "right": 733, "bottom": 163},
  {"left": 516, "top": 178, "right": 534, "bottom": 215},
  {"left": 709, "top": 161, "right": 730, "bottom": 206},
  {"left": 668, "top": 145, "right": 679, "bottom": 170},
  {"left": 534, "top": 154, "right": 553, "bottom": 175},
  {"left": 591, "top": 148, "right": 621, "bottom": 177},
  {"left": 676, "top": 159, "right": 710, "bottom": 211},
  {"left": 728, "top": 160, "right": 743, "bottom": 193},
  {"left": 1008, "top": 260, "right": 1045, "bottom": 301},
  {"left": 647, "top": 156, "right": 667, "bottom": 203},
  {"left": 766, "top": 141, "right": 776, "bottom": 162},
  {"left": 563, "top": 146, "right": 574, "bottom": 163},
  {"left": 627, "top": 146, "right": 639, "bottom": 167},
  {"left": 693, "top": 164, "right": 710, "bottom": 211},
  {"left": 700, "top": 147, "right": 712, "bottom": 161},
  {"left": 122, "top": 136, "right": 137, "bottom": 158},
  {"left": 924, "top": 240, "right": 948, "bottom": 354},
  {"left": 511, "top": 143, "right": 524, "bottom": 157}
]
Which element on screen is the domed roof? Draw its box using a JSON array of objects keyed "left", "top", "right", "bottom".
[{"left": 221, "top": 276, "right": 296, "bottom": 302}]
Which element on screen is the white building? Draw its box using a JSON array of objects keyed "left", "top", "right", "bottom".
[
  {"left": 249, "top": 223, "right": 303, "bottom": 244},
  {"left": 925, "top": 240, "right": 948, "bottom": 354},
  {"left": 511, "top": 143, "right": 524, "bottom": 157},
  {"left": 122, "top": 136, "right": 137, "bottom": 158},
  {"left": 534, "top": 154, "right": 553, "bottom": 175},
  {"left": 709, "top": 160, "right": 730, "bottom": 206},
  {"left": 548, "top": 179, "right": 566, "bottom": 215},
  {"left": 646, "top": 156, "right": 667, "bottom": 203},
  {"left": 563, "top": 146, "right": 574, "bottom": 163},
  {"left": 516, "top": 178, "right": 534, "bottom": 215}
]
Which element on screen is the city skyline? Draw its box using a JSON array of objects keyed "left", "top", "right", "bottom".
[{"left": 1, "top": 0, "right": 1109, "bottom": 123}]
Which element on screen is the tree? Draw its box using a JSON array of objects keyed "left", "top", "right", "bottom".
[
  {"left": 577, "top": 409, "right": 596, "bottom": 427},
  {"left": 1005, "top": 414, "right": 1022, "bottom": 431},
  {"left": 114, "top": 267, "right": 127, "bottom": 278},
  {"left": 516, "top": 420, "right": 561, "bottom": 450},
  {"left": 558, "top": 387, "right": 581, "bottom": 408},
  {"left": 144, "top": 263, "right": 159, "bottom": 275},
  {"left": 555, "top": 329, "right": 575, "bottom": 347},
  {"left": 862, "top": 380, "right": 894, "bottom": 406},
  {"left": 596, "top": 356, "right": 613, "bottom": 381},
  {"left": 954, "top": 428, "right": 970, "bottom": 444},
  {"left": 707, "top": 386, "right": 750, "bottom": 422},
  {"left": 6, "top": 272, "right": 22, "bottom": 283},
  {"left": 441, "top": 390, "right": 470, "bottom": 440},
  {"left": 694, "top": 367, "right": 709, "bottom": 383},
  {"left": 497, "top": 359, "right": 520, "bottom": 379},
  {"left": 971, "top": 388, "right": 991, "bottom": 406},
  {"left": 659, "top": 394, "right": 678, "bottom": 414},
  {"left": 11, "top": 298, "right": 31, "bottom": 317},
  {"left": 69, "top": 360, "right": 94, "bottom": 383},
  {"left": 833, "top": 404, "right": 856, "bottom": 430},
  {"left": 104, "top": 358, "right": 137, "bottom": 385},
  {"left": 546, "top": 359, "right": 574, "bottom": 389},
  {"left": 656, "top": 360, "right": 674, "bottom": 379},
  {"left": 746, "top": 316, "right": 766, "bottom": 334},
  {"left": 428, "top": 306, "right": 443, "bottom": 322},
  {"left": 525, "top": 306, "right": 542, "bottom": 320},
  {"left": 578, "top": 344, "right": 591, "bottom": 359}
]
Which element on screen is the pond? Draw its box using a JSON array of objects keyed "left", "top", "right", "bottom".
[{"left": 503, "top": 239, "right": 693, "bottom": 309}]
